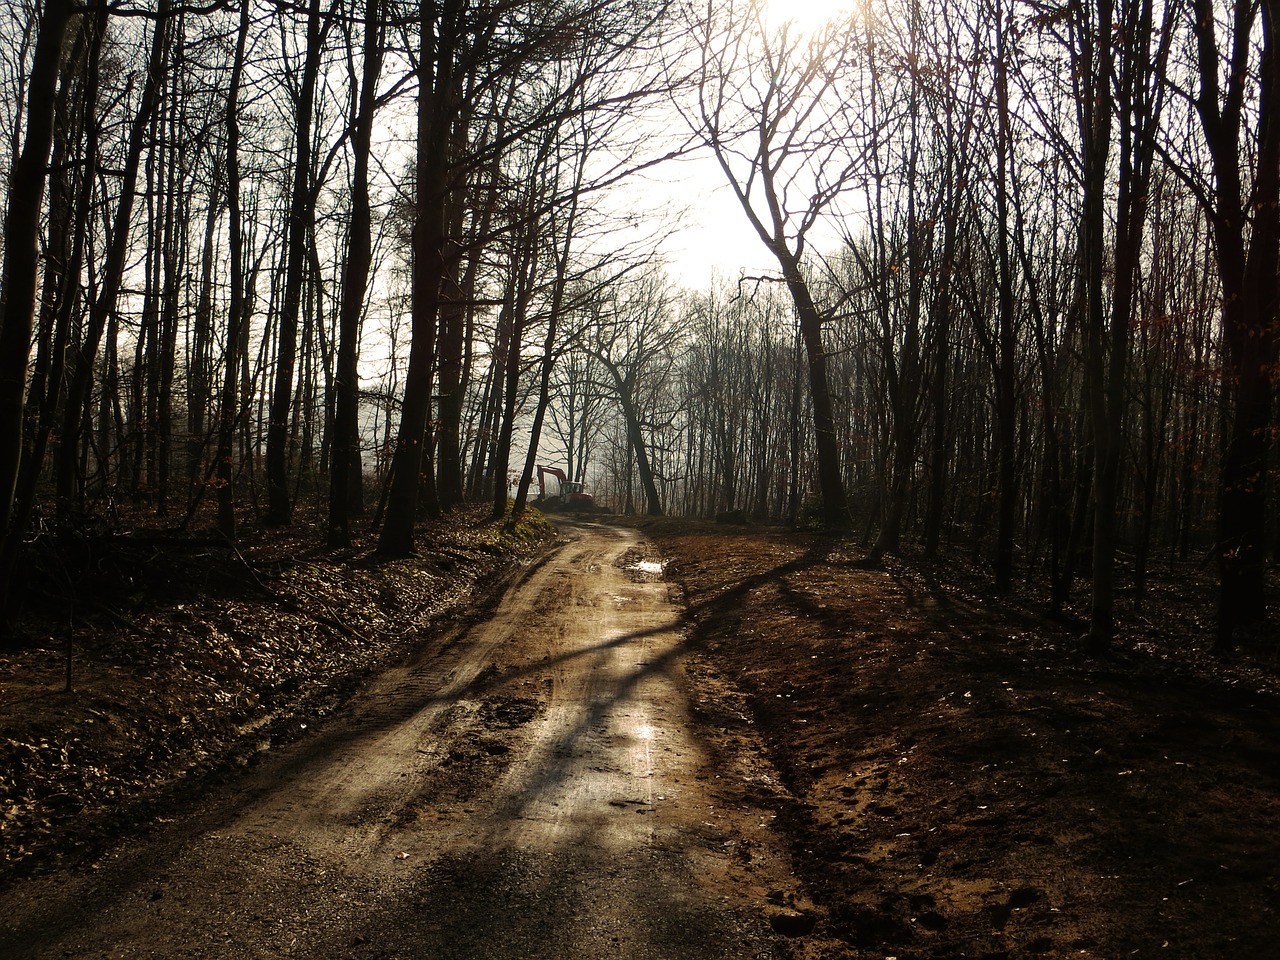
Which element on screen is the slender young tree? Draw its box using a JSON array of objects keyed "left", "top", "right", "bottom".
[
  {"left": 508, "top": 125, "right": 589, "bottom": 526},
  {"left": 216, "top": 0, "right": 253, "bottom": 540}
]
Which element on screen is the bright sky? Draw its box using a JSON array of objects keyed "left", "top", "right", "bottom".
[
  {"left": 640, "top": 0, "right": 862, "bottom": 291},
  {"left": 650, "top": 155, "right": 781, "bottom": 290},
  {"left": 765, "top": 0, "right": 858, "bottom": 34},
  {"left": 642, "top": 143, "right": 855, "bottom": 292}
]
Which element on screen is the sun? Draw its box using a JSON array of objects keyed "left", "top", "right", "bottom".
[{"left": 762, "top": 0, "right": 858, "bottom": 35}]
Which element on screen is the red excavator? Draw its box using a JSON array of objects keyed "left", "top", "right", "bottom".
[{"left": 534, "top": 465, "right": 596, "bottom": 511}]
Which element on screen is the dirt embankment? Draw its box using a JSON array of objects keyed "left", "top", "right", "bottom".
[
  {"left": 645, "top": 520, "right": 1280, "bottom": 960},
  {"left": 0, "top": 507, "right": 552, "bottom": 882}
]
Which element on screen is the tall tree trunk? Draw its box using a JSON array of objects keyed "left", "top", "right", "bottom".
[
  {"left": 435, "top": 198, "right": 468, "bottom": 510},
  {"left": 216, "top": 0, "right": 252, "bottom": 540},
  {"left": 489, "top": 235, "right": 538, "bottom": 522},
  {"left": 0, "top": 1, "right": 85, "bottom": 619},
  {"left": 378, "top": 0, "right": 458, "bottom": 555},
  {"left": 189, "top": 169, "right": 222, "bottom": 486},
  {"left": 1192, "top": 0, "right": 1280, "bottom": 649},
  {"left": 0, "top": 0, "right": 74, "bottom": 544},
  {"left": 992, "top": 3, "right": 1019, "bottom": 593},
  {"left": 489, "top": 296, "right": 525, "bottom": 521},
  {"left": 923, "top": 210, "right": 957, "bottom": 559},
  {"left": 1080, "top": 0, "right": 1172, "bottom": 652},
  {"left": 26, "top": 16, "right": 91, "bottom": 469},
  {"left": 266, "top": 0, "right": 325, "bottom": 526},
  {"left": 1077, "top": 0, "right": 1117, "bottom": 648},
  {"left": 329, "top": 0, "right": 383, "bottom": 548},
  {"left": 775, "top": 251, "right": 847, "bottom": 528},
  {"left": 157, "top": 48, "right": 187, "bottom": 516}
]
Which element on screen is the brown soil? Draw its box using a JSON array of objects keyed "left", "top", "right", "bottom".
[
  {"left": 0, "top": 506, "right": 554, "bottom": 881},
  {"left": 643, "top": 519, "right": 1280, "bottom": 960},
  {"left": 2, "top": 519, "right": 789, "bottom": 959},
  {"left": 2, "top": 513, "right": 1278, "bottom": 959}
]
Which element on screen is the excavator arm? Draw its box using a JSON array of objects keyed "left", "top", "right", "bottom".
[{"left": 536, "top": 465, "right": 568, "bottom": 501}]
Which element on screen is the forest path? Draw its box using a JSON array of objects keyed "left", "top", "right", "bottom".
[{"left": 2, "top": 522, "right": 792, "bottom": 959}]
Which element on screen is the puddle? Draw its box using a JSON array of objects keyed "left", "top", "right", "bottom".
[{"left": 624, "top": 560, "right": 666, "bottom": 580}]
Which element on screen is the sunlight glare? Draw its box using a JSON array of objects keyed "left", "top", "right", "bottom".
[{"left": 762, "top": 0, "right": 857, "bottom": 35}]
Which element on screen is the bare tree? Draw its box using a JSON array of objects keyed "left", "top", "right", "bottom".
[
  {"left": 329, "top": 0, "right": 385, "bottom": 548},
  {"left": 0, "top": 0, "right": 76, "bottom": 616},
  {"left": 265, "top": 0, "right": 330, "bottom": 526},
  {"left": 0, "top": 0, "right": 73, "bottom": 546},
  {"left": 1184, "top": 0, "right": 1280, "bottom": 648},
  {"left": 587, "top": 271, "right": 682, "bottom": 517},
  {"left": 52, "top": 1, "right": 172, "bottom": 516},
  {"left": 215, "top": 0, "right": 253, "bottom": 540},
  {"left": 379, "top": 0, "right": 464, "bottom": 555},
  {"left": 684, "top": 0, "right": 861, "bottom": 527}
]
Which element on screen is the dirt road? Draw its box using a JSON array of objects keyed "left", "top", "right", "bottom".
[{"left": 2, "top": 522, "right": 796, "bottom": 959}]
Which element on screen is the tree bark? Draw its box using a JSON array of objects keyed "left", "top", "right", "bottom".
[
  {"left": 992, "top": 2, "right": 1018, "bottom": 593},
  {"left": 435, "top": 185, "right": 469, "bottom": 510},
  {"left": 1191, "top": 0, "right": 1280, "bottom": 649},
  {"left": 266, "top": 0, "right": 325, "bottom": 526},
  {"left": 329, "top": 0, "right": 383, "bottom": 548},
  {"left": 0, "top": 0, "right": 73, "bottom": 542},
  {"left": 775, "top": 252, "right": 846, "bottom": 528},
  {"left": 378, "top": 0, "right": 459, "bottom": 555},
  {"left": 216, "top": 0, "right": 252, "bottom": 540}
]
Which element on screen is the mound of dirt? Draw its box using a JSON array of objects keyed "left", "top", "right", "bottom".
[{"left": 643, "top": 521, "right": 1280, "bottom": 960}]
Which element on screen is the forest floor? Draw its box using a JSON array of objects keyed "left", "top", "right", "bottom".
[
  {"left": 1, "top": 509, "right": 1278, "bottom": 959},
  {"left": 637, "top": 518, "right": 1280, "bottom": 960},
  {"left": 0, "top": 505, "right": 556, "bottom": 881}
]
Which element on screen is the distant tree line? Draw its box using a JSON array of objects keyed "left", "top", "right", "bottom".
[{"left": 0, "top": 0, "right": 1275, "bottom": 652}]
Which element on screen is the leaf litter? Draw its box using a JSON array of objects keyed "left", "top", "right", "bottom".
[{"left": 0, "top": 505, "right": 554, "bottom": 882}]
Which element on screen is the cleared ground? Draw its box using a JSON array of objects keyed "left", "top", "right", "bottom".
[{"left": 646, "top": 520, "right": 1280, "bottom": 960}]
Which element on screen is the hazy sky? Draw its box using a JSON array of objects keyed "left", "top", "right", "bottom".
[
  {"left": 639, "top": 0, "right": 861, "bottom": 291},
  {"left": 652, "top": 155, "right": 780, "bottom": 290},
  {"left": 646, "top": 150, "right": 852, "bottom": 292}
]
